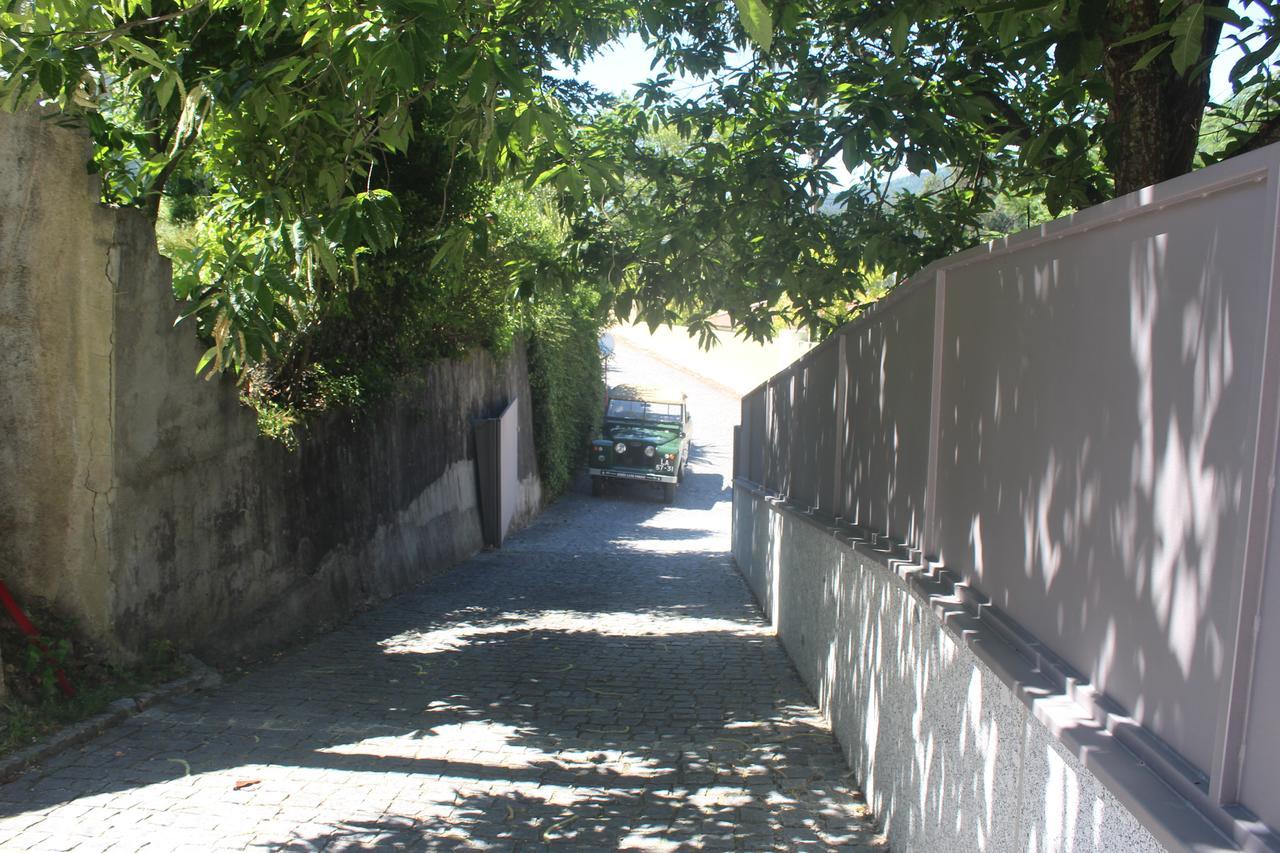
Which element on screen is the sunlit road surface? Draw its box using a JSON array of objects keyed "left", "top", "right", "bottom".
[{"left": 0, "top": 336, "right": 885, "bottom": 851}]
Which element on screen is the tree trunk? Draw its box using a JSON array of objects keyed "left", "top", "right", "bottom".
[{"left": 1102, "top": 0, "right": 1226, "bottom": 196}]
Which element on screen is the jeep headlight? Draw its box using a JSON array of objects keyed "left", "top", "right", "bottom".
[
  {"left": 644, "top": 445, "right": 656, "bottom": 458},
  {"left": 614, "top": 442, "right": 627, "bottom": 454}
]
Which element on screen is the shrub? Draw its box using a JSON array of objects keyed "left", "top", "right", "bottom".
[{"left": 526, "top": 285, "right": 605, "bottom": 498}]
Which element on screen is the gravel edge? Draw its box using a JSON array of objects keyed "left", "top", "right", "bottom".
[{"left": 0, "top": 655, "right": 222, "bottom": 783}]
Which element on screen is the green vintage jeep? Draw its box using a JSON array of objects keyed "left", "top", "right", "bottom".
[{"left": 589, "top": 385, "right": 691, "bottom": 503}]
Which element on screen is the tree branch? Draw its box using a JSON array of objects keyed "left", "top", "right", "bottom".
[{"left": 21, "top": 0, "right": 211, "bottom": 46}]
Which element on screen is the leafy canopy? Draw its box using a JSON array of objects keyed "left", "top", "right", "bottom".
[
  {"left": 1, "top": 0, "right": 633, "bottom": 373},
  {"left": 555, "top": 0, "right": 1279, "bottom": 339},
  {"left": 4, "top": 0, "right": 1280, "bottom": 360}
]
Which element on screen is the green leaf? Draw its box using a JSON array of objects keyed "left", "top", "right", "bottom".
[
  {"left": 313, "top": 241, "right": 339, "bottom": 282},
  {"left": 732, "top": 0, "right": 773, "bottom": 53},
  {"left": 1131, "top": 40, "right": 1171, "bottom": 72},
  {"left": 531, "top": 163, "right": 566, "bottom": 188},
  {"left": 889, "top": 12, "right": 909, "bottom": 55},
  {"left": 155, "top": 72, "right": 176, "bottom": 111},
  {"left": 841, "top": 131, "right": 861, "bottom": 172},
  {"left": 440, "top": 47, "right": 477, "bottom": 86},
  {"left": 1169, "top": 3, "right": 1205, "bottom": 76},
  {"left": 36, "top": 61, "right": 62, "bottom": 97},
  {"left": 1201, "top": 5, "right": 1244, "bottom": 26},
  {"left": 1108, "top": 21, "right": 1171, "bottom": 48},
  {"left": 195, "top": 345, "right": 218, "bottom": 376},
  {"left": 1230, "top": 35, "right": 1279, "bottom": 82},
  {"left": 1054, "top": 32, "right": 1083, "bottom": 72}
]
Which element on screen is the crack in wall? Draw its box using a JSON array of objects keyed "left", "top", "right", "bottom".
[{"left": 73, "top": 226, "right": 123, "bottom": 636}]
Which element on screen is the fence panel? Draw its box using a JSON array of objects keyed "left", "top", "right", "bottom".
[
  {"left": 838, "top": 281, "right": 936, "bottom": 544},
  {"left": 746, "top": 388, "right": 767, "bottom": 485},
  {"left": 932, "top": 176, "right": 1275, "bottom": 778},
  {"left": 1240, "top": 468, "right": 1280, "bottom": 828},
  {"left": 764, "top": 372, "right": 793, "bottom": 494},
  {"left": 788, "top": 367, "right": 816, "bottom": 508},
  {"left": 737, "top": 386, "right": 766, "bottom": 483},
  {"left": 790, "top": 343, "right": 838, "bottom": 512}
]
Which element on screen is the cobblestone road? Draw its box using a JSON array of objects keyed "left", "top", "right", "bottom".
[{"left": 0, "top": 336, "right": 884, "bottom": 851}]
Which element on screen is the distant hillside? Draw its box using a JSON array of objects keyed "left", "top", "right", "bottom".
[{"left": 820, "top": 167, "right": 949, "bottom": 213}]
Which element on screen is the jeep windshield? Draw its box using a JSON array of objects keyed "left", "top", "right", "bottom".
[{"left": 606, "top": 398, "right": 683, "bottom": 424}]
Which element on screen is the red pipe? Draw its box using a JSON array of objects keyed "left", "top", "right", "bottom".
[{"left": 0, "top": 581, "right": 75, "bottom": 698}]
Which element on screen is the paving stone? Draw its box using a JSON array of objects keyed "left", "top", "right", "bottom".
[{"left": 0, "top": 339, "right": 885, "bottom": 852}]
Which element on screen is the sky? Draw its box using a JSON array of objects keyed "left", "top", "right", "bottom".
[
  {"left": 550, "top": 32, "right": 733, "bottom": 100},
  {"left": 559, "top": 30, "right": 1245, "bottom": 103},
  {"left": 555, "top": 32, "right": 656, "bottom": 98}
]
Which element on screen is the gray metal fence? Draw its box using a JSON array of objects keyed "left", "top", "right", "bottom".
[
  {"left": 734, "top": 143, "right": 1280, "bottom": 843},
  {"left": 764, "top": 370, "right": 793, "bottom": 495},
  {"left": 776, "top": 340, "right": 840, "bottom": 513}
]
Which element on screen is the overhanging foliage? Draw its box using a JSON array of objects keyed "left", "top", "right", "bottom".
[{"left": 4, "top": 0, "right": 1279, "bottom": 361}]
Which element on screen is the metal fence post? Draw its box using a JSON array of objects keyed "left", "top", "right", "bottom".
[
  {"left": 1208, "top": 161, "right": 1280, "bottom": 807},
  {"left": 922, "top": 270, "right": 948, "bottom": 560},
  {"left": 765, "top": 376, "right": 776, "bottom": 493},
  {"left": 833, "top": 329, "right": 849, "bottom": 521}
]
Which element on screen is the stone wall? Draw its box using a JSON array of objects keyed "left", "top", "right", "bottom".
[{"left": 0, "top": 110, "right": 542, "bottom": 660}]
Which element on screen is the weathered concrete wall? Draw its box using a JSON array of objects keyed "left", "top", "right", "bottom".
[
  {"left": 0, "top": 110, "right": 541, "bottom": 659},
  {"left": 0, "top": 111, "right": 118, "bottom": 640},
  {"left": 732, "top": 485, "right": 1236, "bottom": 853}
]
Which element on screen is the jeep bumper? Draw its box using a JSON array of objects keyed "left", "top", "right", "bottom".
[{"left": 589, "top": 467, "right": 678, "bottom": 485}]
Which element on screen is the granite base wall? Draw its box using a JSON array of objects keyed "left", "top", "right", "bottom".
[{"left": 732, "top": 484, "right": 1234, "bottom": 853}]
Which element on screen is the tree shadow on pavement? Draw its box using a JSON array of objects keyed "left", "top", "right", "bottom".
[
  {"left": 0, "top": 404, "right": 885, "bottom": 850},
  {"left": 0, "top": 596, "right": 884, "bottom": 850}
]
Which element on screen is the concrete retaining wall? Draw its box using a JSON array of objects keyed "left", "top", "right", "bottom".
[
  {"left": 0, "top": 110, "right": 120, "bottom": 643},
  {"left": 0, "top": 110, "right": 541, "bottom": 660},
  {"left": 732, "top": 484, "right": 1236, "bottom": 853}
]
